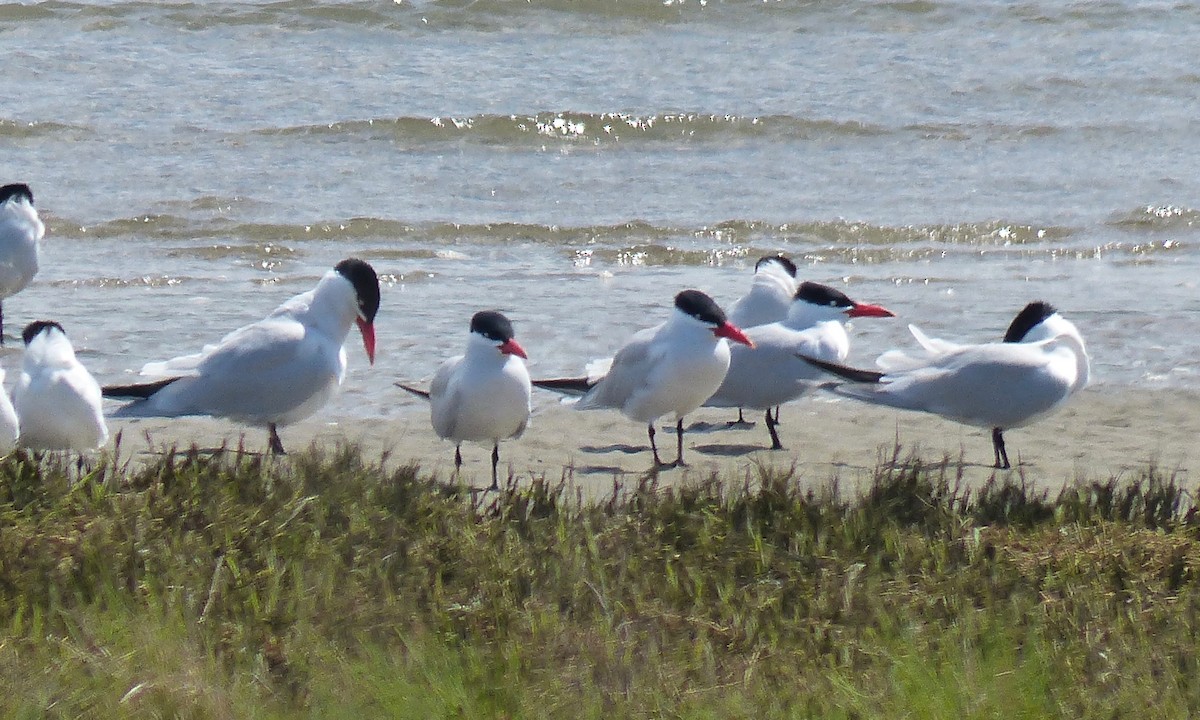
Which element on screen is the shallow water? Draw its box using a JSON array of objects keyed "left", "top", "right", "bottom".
[{"left": 2, "top": 0, "right": 1198, "bottom": 424}]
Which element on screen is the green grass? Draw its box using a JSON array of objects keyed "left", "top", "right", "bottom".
[{"left": 1, "top": 444, "right": 1199, "bottom": 718}]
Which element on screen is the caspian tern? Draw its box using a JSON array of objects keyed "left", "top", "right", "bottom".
[
  {"left": 397, "top": 310, "right": 531, "bottom": 490},
  {"left": 729, "top": 254, "right": 799, "bottom": 329},
  {"left": 104, "top": 258, "right": 380, "bottom": 455},
  {"left": 0, "top": 370, "right": 20, "bottom": 453},
  {"left": 705, "top": 282, "right": 895, "bottom": 449},
  {"left": 803, "top": 301, "right": 1089, "bottom": 469},
  {"left": 0, "top": 184, "right": 44, "bottom": 345},
  {"left": 534, "top": 289, "right": 754, "bottom": 469},
  {"left": 13, "top": 321, "right": 108, "bottom": 451},
  {"left": 727, "top": 254, "right": 798, "bottom": 425}
]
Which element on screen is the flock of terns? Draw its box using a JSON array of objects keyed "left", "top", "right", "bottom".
[{"left": 0, "top": 183, "right": 1090, "bottom": 487}]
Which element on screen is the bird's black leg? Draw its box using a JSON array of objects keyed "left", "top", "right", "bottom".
[
  {"left": 992, "top": 427, "right": 1010, "bottom": 469},
  {"left": 674, "top": 418, "right": 689, "bottom": 468},
  {"left": 726, "top": 408, "right": 755, "bottom": 428},
  {"left": 267, "top": 423, "right": 286, "bottom": 455},
  {"left": 454, "top": 444, "right": 463, "bottom": 473},
  {"left": 491, "top": 443, "right": 500, "bottom": 491},
  {"left": 765, "top": 408, "right": 784, "bottom": 450},
  {"left": 648, "top": 423, "right": 664, "bottom": 467},
  {"left": 772, "top": 406, "right": 782, "bottom": 426},
  {"left": 0, "top": 301, "right": 5, "bottom": 346}
]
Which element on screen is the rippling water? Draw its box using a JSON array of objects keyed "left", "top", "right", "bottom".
[{"left": 2, "top": 0, "right": 1198, "bottom": 422}]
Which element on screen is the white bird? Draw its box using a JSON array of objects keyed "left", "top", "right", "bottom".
[
  {"left": 705, "top": 282, "right": 895, "bottom": 449},
  {"left": 13, "top": 321, "right": 108, "bottom": 451},
  {"left": 803, "top": 301, "right": 1090, "bottom": 469},
  {"left": 0, "top": 183, "right": 44, "bottom": 345},
  {"left": 397, "top": 311, "right": 531, "bottom": 490},
  {"left": 727, "top": 254, "right": 798, "bottom": 425},
  {"left": 534, "top": 289, "right": 754, "bottom": 469},
  {"left": 728, "top": 254, "right": 798, "bottom": 329},
  {"left": 0, "top": 369, "right": 20, "bottom": 453},
  {"left": 104, "top": 258, "right": 380, "bottom": 455}
]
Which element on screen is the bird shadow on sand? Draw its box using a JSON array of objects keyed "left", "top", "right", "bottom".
[
  {"left": 580, "top": 443, "right": 647, "bottom": 455},
  {"left": 575, "top": 444, "right": 652, "bottom": 475},
  {"left": 692, "top": 443, "right": 763, "bottom": 457},
  {"left": 685, "top": 420, "right": 755, "bottom": 433},
  {"left": 575, "top": 464, "right": 636, "bottom": 476}
]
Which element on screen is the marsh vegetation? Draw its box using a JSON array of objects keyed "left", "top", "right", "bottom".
[{"left": 1, "top": 443, "right": 1197, "bottom": 718}]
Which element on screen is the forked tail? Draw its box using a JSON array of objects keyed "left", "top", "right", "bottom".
[
  {"left": 102, "top": 377, "right": 180, "bottom": 399},
  {"left": 531, "top": 377, "right": 594, "bottom": 396},
  {"left": 395, "top": 382, "right": 431, "bottom": 400}
]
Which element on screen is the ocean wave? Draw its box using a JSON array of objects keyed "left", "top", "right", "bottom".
[
  {"left": 51, "top": 215, "right": 1075, "bottom": 247},
  {"left": 241, "top": 112, "right": 1144, "bottom": 147},
  {"left": 0, "top": 118, "right": 92, "bottom": 139},
  {"left": 0, "top": 0, "right": 881, "bottom": 30},
  {"left": 1108, "top": 205, "right": 1200, "bottom": 232},
  {"left": 252, "top": 112, "right": 889, "bottom": 145}
]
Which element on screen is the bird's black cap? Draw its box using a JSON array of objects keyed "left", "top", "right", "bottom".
[
  {"left": 794, "top": 282, "right": 854, "bottom": 309},
  {"left": 335, "top": 258, "right": 380, "bottom": 324},
  {"left": 675, "top": 289, "right": 727, "bottom": 326},
  {"left": 22, "top": 320, "right": 64, "bottom": 345},
  {"left": 755, "top": 254, "right": 797, "bottom": 278},
  {"left": 0, "top": 183, "right": 34, "bottom": 205},
  {"left": 470, "top": 310, "right": 515, "bottom": 343},
  {"left": 1003, "top": 301, "right": 1058, "bottom": 343}
]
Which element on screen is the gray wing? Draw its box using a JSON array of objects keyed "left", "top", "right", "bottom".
[
  {"left": 575, "top": 325, "right": 663, "bottom": 411},
  {"left": 429, "top": 355, "right": 464, "bottom": 439}
]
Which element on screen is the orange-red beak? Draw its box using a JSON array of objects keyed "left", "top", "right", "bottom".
[
  {"left": 500, "top": 338, "right": 528, "bottom": 359},
  {"left": 356, "top": 317, "right": 376, "bottom": 365},
  {"left": 847, "top": 302, "right": 895, "bottom": 319},
  {"left": 714, "top": 322, "right": 754, "bottom": 348}
]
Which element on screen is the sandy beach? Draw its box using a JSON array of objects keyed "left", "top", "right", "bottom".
[{"left": 105, "top": 384, "right": 1198, "bottom": 499}]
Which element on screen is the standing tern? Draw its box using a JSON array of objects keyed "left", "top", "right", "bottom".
[
  {"left": 727, "top": 254, "right": 798, "bottom": 425},
  {"left": 729, "top": 254, "right": 799, "bottom": 329},
  {"left": 803, "top": 301, "right": 1089, "bottom": 469},
  {"left": 0, "top": 183, "right": 44, "bottom": 345},
  {"left": 534, "top": 289, "right": 754, "bottom": 469},
  {"left": 705, "top": 282, "right": 895, "bottom": 450},
  {"left": 0, "top": 369, "right": 19, "bottom": 453},
  {"left": 104, "top": 258, "right": 380, "bottom": 455},
  {"left": 397, "top": 310, "right": 531, "bottom": 490},
  {"left": 13, "top": 321, "right": 108, "bottom": 451}
]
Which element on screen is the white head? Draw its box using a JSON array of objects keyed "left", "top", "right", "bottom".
[
  {"left": 754, "top": 254, "right": 797, "bottom": 282},
  {"left": 309, "top": 258, "right": 380, "bottom": 364},
  {"left": 467, "top": 310, "right": 528, "bottom": 360},
  {"left": 786, "top": 282, "right": 896, "bottom": 328},
  {"left": 1004, "top": 301, "right": 1089, "bottom": 388},
  {"left": 21, "top": 320, "right": 78, "bottom": 369},
  {"left": 672, "top": 289, "right": 755, "bottom": 347},
  {"left": 0, "top": 183, "right": 45, "bottom": 243}
]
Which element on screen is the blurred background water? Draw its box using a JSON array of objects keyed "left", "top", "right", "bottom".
[{"left": 2, "top": 0, "right": 1198, "bottom": 422}]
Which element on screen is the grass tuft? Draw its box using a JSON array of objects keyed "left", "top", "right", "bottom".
[{"left": 2, "top": 444, "right": 1200, "bottom": 717}]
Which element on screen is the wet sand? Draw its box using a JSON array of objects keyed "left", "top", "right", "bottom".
[{"left": 106, "top": 384, "right": 1198, "bottom": 499}]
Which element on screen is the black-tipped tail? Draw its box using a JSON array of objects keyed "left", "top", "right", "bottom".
[
  {"left": 532, "top": 377, "right": 594, "bottom": 396},
  {"left": 798, "top": 355, "right": 885, "bottom": 383},
  {"left": 102, "top": 377, "right": 180, "bottom": 399},
  {"left": 395, "top": 382, "right": 431, "bottom": 400}
]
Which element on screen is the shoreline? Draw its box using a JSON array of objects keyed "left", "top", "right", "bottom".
[{"left": 104, "top": 384, "right": 1198, "bottom": 497}]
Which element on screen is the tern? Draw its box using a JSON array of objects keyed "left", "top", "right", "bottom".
[
  {"left": 705, "top": 282, "right": 895, "bottom": 449},
  {"left": 0, "top": 370, "right": 19, "bottom": 453},
  {"left": 534, "top": 289, "right": 753, "bottom": 469},
  {"left": 803, "top": 301, "right": 1089, "bottom": 469},
  {"left": 729, "top": 254, "right": 799, "bottom": 329},
  {"left": 0, "top": 183, "right": 44, "bottom": 345},
  {"left": 104, "top": 258, "right": 380, "bottom": 455},
  {"left": 13, "top": 321, "right": 108, "bottom": 451},
  {"left": 727, "top": 254, "right": 798, "bottom": 425},
  {"left": 397, "top": 310, "right": 531, "bottom": 490}
]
